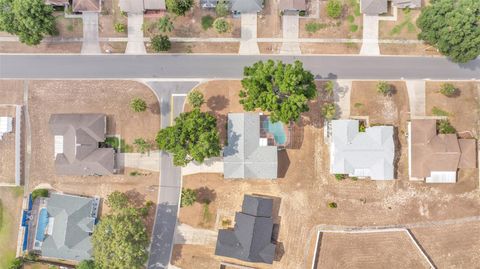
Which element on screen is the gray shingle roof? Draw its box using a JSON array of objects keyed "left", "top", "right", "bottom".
[
  {"left": 215, "top": 195, "right": 276, "bottom": 264},
  {"left": 230, "top": 0, "right": 262, "bottom": 13},
  {"left": 360, "top": 0, "right": 387, "bottom": 15},
  {"left": 41, "top": 193, "right": 96, "bottom": 261},
  {"left": 49, "top": 114, "right": 115, "bottom": 176},
  {"left": 223, "top": 113, "right": 278, "bottom": 179},
  {"left": 330, "top": 120, "right": 394, "bottom": 180},
  {"left": 392, "top": 0, "right": 421, "bottom": 8}
]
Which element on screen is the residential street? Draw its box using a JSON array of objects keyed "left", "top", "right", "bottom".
[{"left": 1, "top": 55, "right": 479, "bottom": 80}]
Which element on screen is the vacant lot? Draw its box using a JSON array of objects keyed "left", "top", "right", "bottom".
[
  {"left": 316, "top": 232, "right": 430, "bottom": 268},
  {"left": 0, "top": 187, "right": 23, "bottom": 269}
]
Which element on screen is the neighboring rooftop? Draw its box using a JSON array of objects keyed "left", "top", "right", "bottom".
[
  {"left": 330, "top": 120, "right": 395, "bottom": 180},
  {"left": 278, "top": 0, "right": 307, "bottom": 11},
  {"left": 72, "top": 0, "right": 101, "bottom": 12},
  {"left": 44, "top": 0, "right": 68, "bottom": 6},
  {"left": 223, "top": 113, "right": 278, "bottom": 179},
  {"left": 215, "top": 195, "right": 276, "bottom": 264},
  {"left": 230, "top": 0, "right": 262, "bottom": 13},
  {"left": 392, "top": 0, "right": 421, "bottom": 8},
  {"left": 49, "top": 114, "right": 115, "bottom": 176},
  {"left": 40, "top": 193, "right": 97, "bottom": 261},
  {"left": 360, "top": 0, "right": 387, "bottom": 15},
  {"left": 408, "top": 119, "right": 477, "bottom": 183}
]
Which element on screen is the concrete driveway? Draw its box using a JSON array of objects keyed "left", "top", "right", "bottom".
[
  {"left": 239, "top": 13, "right": 260, "bottom": 55},
  {"left": 126, "top": 13, "right": 146, "bottom": 54},
  {"left": 360, "top": 14, "right": 380, "bottom": 55},
  {"left": 81, "top": 12, "right": 101, "bottom": 54},
  {"left": 280, "top": 14, "right": 301, "bottom": 55}
]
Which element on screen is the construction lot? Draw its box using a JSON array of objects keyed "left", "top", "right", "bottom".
[{"left": 173, "top": 80, "right": 480, "bottom": 269}]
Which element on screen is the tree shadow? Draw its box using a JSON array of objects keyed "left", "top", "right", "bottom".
[
  {"left": 149, "top": 101, "right": 160, "bottom": 114},
  {"left": 277, "top": 150, "right": 290, "bottom": 178},
  {"left": 195, "top": 187, "right": 217, "bottom": 204},
  {"left": 207, "top": 95, "right": 230, "bottom": 112},
  {"left": 274, "top": 241, "right": 285, "bottom": 262}
]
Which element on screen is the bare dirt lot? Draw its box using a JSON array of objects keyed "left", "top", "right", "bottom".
[
  {"left": 174, "top": 80, "right": 480, "bottom": 269},
  {"left": 380, "top": 43, "right": 441, "bottom": 56},
  {"left": 316, "top": 232, "right": 430, "bottom": 268},
  {"left": 0, "top": 80, "right": 25, "bottom": 105},
  {"left": 0, "top": 106, "right": 17, "bottom": 184}
]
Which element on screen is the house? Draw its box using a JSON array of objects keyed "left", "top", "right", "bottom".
[
  {"left": 200, "top": 0, "right": 218, "bottom": 8},
  {"left": 408, "top": 119, "right": 477, "bottom": 183},
  {"left": 230, "top": 0, "right": 263, "bottom": 13},
  {"left": 360, "top": 0, "right": 421, "bottom": 15},
  {"left": 119, "top": 0, "right": 166, "bottom": 13},
  {"left": 72, "top": 0, "right": 101, "bottom": 12},
  {"left": 49, "top": 114, "right": 115, "bottom": 176},
  {"left": 0, "top": 116, "right": 13, "bottom": 140},
  {"left": 278, "top": 0, "right": 307, "bottom": 12},
  {"left": 223, "top": 113, "right": 278, "bottom": 179},
  {"left": 215, "top": 195, "right": 277, "bottom": 264},
  {"left": 330, "top": 119, "right": 395, "bottom": 180},
  {"left": 34, "top": 193, "right": 99, "bottom": 261}
]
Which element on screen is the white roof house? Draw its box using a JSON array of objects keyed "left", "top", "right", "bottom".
[
  {"left": 0, "top": 117, "right": 13, "bottom": 140},
  {"left": 330, "top": 120, "right": 395, "bottom": 180}
]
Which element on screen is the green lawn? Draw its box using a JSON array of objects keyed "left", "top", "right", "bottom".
[{"left": 0, "top": 187, "right": 24, "bottom": 269}]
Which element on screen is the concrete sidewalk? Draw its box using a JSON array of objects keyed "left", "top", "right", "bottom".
[{"left": 117, "top": 152, "right": 161, "bottom": 172}]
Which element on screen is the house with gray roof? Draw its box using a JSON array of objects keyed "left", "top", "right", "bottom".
[
  {"left": 330, "top": 119, "right": 395, "bottom": 180},
  {"left": 49, "top": 114, "right": 115, "bottom": 176},
  {"left": 223, "top": 113, "right": 278, "bottom": 179},
  {"left": 392, "top": 0, "right": 421, "bottom": 8},
  {"left": 119, "top": 0, "right": 165, "bottom": 13},
  {"left": 215, "top": 194, "right": 276, "bottom": 264},
  {"left": 230, "top": 0, "right": 263, "bottom": 13},
  {"left": 360, "top": 0, "right": 387, "bottom": 15},
  {"left": 37, "top": 193, "right": 99, "bottom": 261}
]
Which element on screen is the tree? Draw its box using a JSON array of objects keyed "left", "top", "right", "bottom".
[
  {"left": 324, "top": 80, "right": 334, "bottom": 96},
  {"left": 213, "top": 18, "right": 230, "bottom": 33},
  {"left": 326, "top": 0, "right": 343, "bottom": 19},
  {"left": 180, "top": 188, "right": 197, "bottom": 207},
  {"left": 133, "top": 138, "right": 151, "bottom": 154},
  {"left": 437, "top": 119, "right": 456, "bottom": 134},
  {"left": 165, "top": 0, "right": 193, "bottom": 16},
  {"left": 130, "top": 98, "right": 147, "bottom": 112},
  {"left": 439, "top": 83, "right": 458, "bottom": 97},
  {"left": 240, "top": 60, "right": 317, "bottom": 123},
  {"left": 158, "top": 15, "right": 174, "bottom": 33},
  {"left": 376, "top": 81, "right": 392, "bottom": 95},
  {"left": 156, "top": 108, "right": 221, "bottom": 166},
  {"left": 215, "top": 0, "right": 229, "bottom": 17},
  {"left": 114, "top": 23, "right": 126, "bottom": 33},
  {"left": 31, "top": 189, "right": 48, "bottom": 200},
  {"left": 187, "top": 90, "right": 204, "bottom": 108},
  {"left": 8, "top": 257, "right": 23, "bottom": 269},
  {"left": 0, "top": 0, "right": 57, "bottom": 45},
  {"left": 151, "top": 34, "right": 171, "bottom": 52},
  {"left": 416, "top": 0, "right": 480, "bottom": 63},
  {"left": 321, "top": 103, "right": 336, "bottom": 120},
  {"left": 106, "top": 191, "right": 129, "bottom": 211},
  {"left": 77, "top": 260, "right": 95, "bottom": 269},
  {"left": 201, "top": 15, "right": 214, "bottom": 30}
]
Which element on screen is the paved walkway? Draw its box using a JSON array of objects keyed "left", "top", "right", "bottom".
[
  {"left": 125, "top": 13, "right": 146, "bottom": 54},
  {"left": 239, "top": 13, "right": 260, "bottom": 55},
  {"left": 406, "top": 80, "right": 426, "bottom": 118},
  {"left": 117, "top": 152, "right": 161, "bottom": 172},
  {"left": 173, "top": 224, "right": 217, "bottom": 245},
  {"left": 280, "top": 14, "right": 301, "bottom": 55},
  {"left": 333, "top": 80, "right": 352, "bottom": 119},
  {"left": 181, "top": 157, "right": 223, "bottom": 176},
  {"left": 360, "top": 15, "right": 380, "bottom": 56},
  {"left": 81, "top": 12, "right": 101, "bottom": 54}
]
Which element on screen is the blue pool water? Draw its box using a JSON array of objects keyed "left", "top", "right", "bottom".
[
  {"left": 262, "top": 119, "right": 287, "bottom": 145},
  {"left": 36, "top": 208, "right": 48, "bottom": 242}
]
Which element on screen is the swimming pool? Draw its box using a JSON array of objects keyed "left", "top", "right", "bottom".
[
  {"left": 36, "top": 208, "right": 49, "bottom": 242},
  {"left": 262, "top": 118, "right": 287, "bottom": 145}
]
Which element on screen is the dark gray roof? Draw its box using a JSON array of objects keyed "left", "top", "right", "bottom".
[
  {"left": 230, "top": 0, "right": 262, "bottom": 13},
  {"left": 49, "top": 114, "right": 114, "bottom": 176},
  {"left": 41, "top": 193, "right": 96, "bottom": 261},
  {"left": 215, "top": 195, "right": 276, "bottom": 264},
  {"left": 360, "top": 0, "right": 387, "bottom": 15},
  {"left": 223, "top": 113, "right": 278, "bottom": 179}
]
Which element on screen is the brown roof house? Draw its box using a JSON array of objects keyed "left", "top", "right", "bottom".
[
  {"left": 49, "top": 114, "right": 115, "bottom": 176},
  {"left": 408, "top": 119, "right": 477, "bottom": 183},
  {"left": 72, "top": 0, "right": 101, "bottom": 12},
  {"left": 278, "top": 0, "right": 306, "bottom": 12},
  {"left": 360, "top": 0, "right": 421, "bottom": 15}
]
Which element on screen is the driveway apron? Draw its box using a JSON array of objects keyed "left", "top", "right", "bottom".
[
  {"left": 126, "top": 13, "right": 147, "bottom": 54},
  {"left": 81, "top": 12, "right": 101, "bottom": 54},
  {"left": 360, "top": 14, "right": 380, "bottom": 55},
  {"left": 239, "top": 13, "right": 260, "bottom": 55},
  {"left": 280, "top": 13, "right": 301, "bottom": 55}
]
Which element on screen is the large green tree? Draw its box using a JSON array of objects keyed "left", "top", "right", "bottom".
[
  {"left": 240, "top": 60, "right": 317, "bottom": 123},
  {"left": 165, "top": 0, "right": 193, "bottom": 16},
  {"left": 156, "top": 108, "right": 221, "bottom": 166},
  {"left": 416, "top": 0, "right": 480, "bottom": 63},
  {"left": 0, "top": 0, "right": 56, "bottom": 45},
  {"left": 92, "top": 193, "right": 149, "bottom": 269}
]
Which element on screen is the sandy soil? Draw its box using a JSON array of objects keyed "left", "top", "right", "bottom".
[
  {"left": 101, "top": 41, "right": 127, "bottom": 53},
  {"left": 172, "top": 244, "right": 220, "bottom": 269},
  {"left": 0, "top": 187, "right": 23, "bottom": 269},
  {"left": 0, "top": 106, "right": 17, "bottom": 184},
  {"left": 316, "top": 232, "right": 430, "bottom": 268},
  {"left": 55, "top": 13, "right": 83, "bottom": 39},
  {"left": 380, "top": 43, "right": 441, "bottom": 56},
  {"left": 0, "top": 42, "right": 81, "bottom": 53},
  {"left": 0, "top": 80, "right": 25, "bottom": 105},
  {"left": 174, "top": 80, "right": 480, "bottom": 269},
  {"left": 146, "top": 42, "right": 239, "bottom": 53},
  {"left": 257, "top": 0, "right": 282, "bottom": 38},
  {"left": 99, "top": 0, "right": 128, "bottom": 38},
  {"left": 379, "top": 9, "right": 420, "bottom": 40},
  {"left": 300, "top": 42, "right": 361, "bottom": 54},
  {"left": 258, "top": 42, "right": 283, "bottom": 54}
]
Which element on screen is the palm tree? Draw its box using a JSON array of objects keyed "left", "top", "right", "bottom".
[{"left": 158, "top": 15, "right": 174, "bottom": 33}]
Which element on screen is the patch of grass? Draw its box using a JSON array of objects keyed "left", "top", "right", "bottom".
[
  {"left": 105, "top": 137, "right": 133, "bottom": 153},
  {"left": 129, "top": 171, "right": 140, "bottom": 176},
  {"left": 389, "top": 13, "right": 415, "bottom": 36},
  {"left": 305, "top": 22, "right": 327, "bottom": 33},
  {"left": 202, "top": 202, "right": 212, "bottom": 225},
  {"left": 348, "top": 0, "right": 361, "bottom": 17},
  {"left": 345, "top": 42, "right": 358, "bottom": 48},
  {"left": 406, "top": 21, "right": 416, "bottom": 33},
  {"left": 67, "top": 23, "right": 74, "bottom": 32},
  {"left": 201, "top": 15, "right": 214, "bottom": 30},
  {"left": 328, "top": 202, "right": 337, "bottom": 208},
  {"left": 335, "top": 174, "right": 346, "bottom": 181},
  {"left": 354, "top": 102, "right": 364, "bottom": 108},
  {"left": 431, "top": 106, "right": 450, "bottom": 116},
  {"left": 347, "top": 15, "right": 355, "bottom": 23},
  {"left": 12, "top": 186, "right": 23, "bottom": 198},
  {"left": 349, "top": 24, "right": 358, "bottom": 32}
]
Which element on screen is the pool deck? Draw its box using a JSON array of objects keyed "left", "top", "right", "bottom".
[{"left": 26, "top": 197, "right": 44, "bottom": 251}]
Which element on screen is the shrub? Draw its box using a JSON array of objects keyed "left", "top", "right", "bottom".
[
  {"left": 376, "top": 81, "right": 392, "bottom": 95},
  {"left": 114, "top": 23, "right": 126, "bottom": 33},
  {"left": 299, "top": 10, "right": 306, "bottom": 16},
  {"left": 130, "top": 98, "right": 147, "bottom": 112},
  {"left": 145, "top": 200, "right": 154, "bottom": 207},
  {"left": 349, "top": 24, "right": 358, "bottom": 32},
  {"left": 215, "top": 0, "right": 229, "bottom": 17},
  {"left": 439, "top": 83, "right": 458, "bottom": 97},
  {"left": 187, "top": 90, "right": 205, "bottom": 108},
  {"left": 134, "top": 138, "right": 151, "bottom": 154},
  {"left": 181, "top": 188, "right": 197, "bottom": 207},
  {"left": 129, "top": 170, "right": 140, "bottom": 176},
  {"left": 166, "top": 0, "right": 193, "bottom": 16},
  {"left": 322, "top": 103, "right": 336, "bottom": 120},
  {"left": 335, "top": 174, "right": 346, "bottom": 181},
  {"left": 354, "top": 102, "right": 363, "bottom": 108},
  {"left": 350, "top": 177, "right": 358, "bottom": 181},
  {"left": 213, "top": 18, "right": 230, "bottom": 33},
  {"left": 201, "top": 15, "right": 214, "bottom": 30},
  {"left": 328, "top": 202, "right": 337, "bottom": 208},
  {"left": 31, "top": 189, "right": 48, "bottom": 200},
  {"left": 305, "top": 22, "right": 327, "bottom": 33},
  {"left": 437, "top": 119, "right": 456, "bottom": 134},
  {"left": 324, "top": 80, "right": 334, "bottom": 96},
  {"left": 431, "top": 106, "right": 450, "bottom": 116},
  {"left": 326, "top": 0, "right": 343, "bottom": 19},
  {"left": 151, "top": 35, "right": 171, "bottom": 52},
  {"left": 359, "top": 121, "right": 366, "bottom": 132},
  {"left": 77, "top": 260, "right": 95, "bottom": 269}
]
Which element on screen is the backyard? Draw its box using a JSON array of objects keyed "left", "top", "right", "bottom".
[{"left": 0, "top": 187, "right": 24, "bottom": 269}]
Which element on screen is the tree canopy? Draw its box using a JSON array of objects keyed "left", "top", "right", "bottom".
[
  {"left": 187, "top": 90, "right": 204, "bottom": 108},
  {"left": 165, "top": 0, "right": 193, "bottom": 16},
  {"left": 240, "top": 60, "right": 317, "bottom": 124},
  {"left": 0, "top": 0, "right": 57, "bottom": 45},
  {"left": 156, "top": 108, "right": 221, "bottom": 166},
  {"left": 416, "top": 0, "right": 480, "bottom": 63}
]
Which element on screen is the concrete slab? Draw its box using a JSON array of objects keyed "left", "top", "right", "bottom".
[
  {"left": 405, "top": 80, "right": 426, "bottom": 118},
  {"left": 81, "top": 12, "right": 101, "bottom": 54},
  {"left": 360, "top": 14, "right": 380, "bottom": 56},
  {"left": 239, "top": 13, "right": 260, "bottom": 55},
  {"left": 280, "top": 14, "right": 301, "bottom": 55},
  {"left": 126, "top": 13, "right": 147, "bottom": 54}
]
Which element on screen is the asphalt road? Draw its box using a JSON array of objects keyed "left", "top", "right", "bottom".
[{"left": 1, "top": 55, "right": 479, "bottom": 80}]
